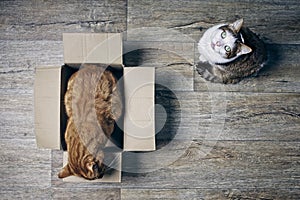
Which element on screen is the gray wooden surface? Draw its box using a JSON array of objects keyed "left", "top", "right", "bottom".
[{"left": 1, "top": 0, "right": 299, "bottom": 199}]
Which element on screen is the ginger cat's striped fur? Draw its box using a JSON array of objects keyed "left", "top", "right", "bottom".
[{"left": 58, "top": 64, "right": 122, "bottom": 180}]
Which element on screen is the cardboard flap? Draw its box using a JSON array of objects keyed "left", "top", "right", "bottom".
[
  {"left": 34, "top": 66, "right": 61, "bottom": 149},
  {"left": 123, "top": 67, "right": 156, "bottom": 151},
  {"left": 63, "top": 33, "right": 122, "bottom": 65}
]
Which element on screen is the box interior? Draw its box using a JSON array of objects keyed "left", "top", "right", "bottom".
[{"left": 60, "top": 64, "right": 124, "bottom": 151}]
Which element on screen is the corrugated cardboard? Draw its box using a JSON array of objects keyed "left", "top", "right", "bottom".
[
  {"left": 63, "top": 33, "right": 122, "bottom": 64},
  {"left": 34, "top": 33, "right": 156, "bottom": 182},
  {"left": 123, "top": 67, "right": 155, "bottom": 151},
  {"left": 34, "top": 66, "right": 61, "bottom": 149}
]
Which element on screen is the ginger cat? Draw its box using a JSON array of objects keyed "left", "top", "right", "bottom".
[{"left": 58, "top": 64, "right": 122, "bottom": 180}]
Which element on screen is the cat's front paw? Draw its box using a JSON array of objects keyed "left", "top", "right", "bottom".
[
  {"left": 196, "top": 62, "right": 223, "bottom": 83},
  {"left": 199, "top": 55, "right": 208, "bottom": 63}
]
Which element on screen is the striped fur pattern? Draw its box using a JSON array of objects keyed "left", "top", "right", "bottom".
[
  {"left": 197, "top": 19, "right": 268, "bottom": 84},
  {"left": 198, "top": 19, "right": 252, "bottom": 65},
  {"left": 58, "top": 64, "right": 122, "bottom": 180}
]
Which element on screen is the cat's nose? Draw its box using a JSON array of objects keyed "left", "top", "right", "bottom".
[{"left": 216, "top": 41, "right": 222, "bottom": 47}]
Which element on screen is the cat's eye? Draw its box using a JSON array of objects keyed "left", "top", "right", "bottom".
[
  {"left": 224, "top": 45, "right": 231, "bottom": 52},
  {"left": 221, "top": 31, "right": 226, "bottom": 39}
]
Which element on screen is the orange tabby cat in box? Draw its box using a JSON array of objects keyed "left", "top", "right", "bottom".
[{"left": 58, "top": 64, "right": 122, "bottom": 180}]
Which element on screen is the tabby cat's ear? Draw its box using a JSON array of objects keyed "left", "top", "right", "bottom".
[
  {"left": 230, "top": 18, "right": 244, "bottom": 33},
  {"left": 58, "top": 164, "right": 73, "bottom": 178},
  {"left": 238, "top": 43, "right": 252, "bottom": 55}
]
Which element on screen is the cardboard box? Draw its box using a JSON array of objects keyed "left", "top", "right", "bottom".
[
  {"left": 123, "top": 67, "right": 155, "bottom": 151},
  {"left": 34, "top": 33, "right": 155, "bottom": 182}
]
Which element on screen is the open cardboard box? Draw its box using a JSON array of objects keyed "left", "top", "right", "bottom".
[{"left": 34, "top": 33, "right": 155, "bottom": 182}]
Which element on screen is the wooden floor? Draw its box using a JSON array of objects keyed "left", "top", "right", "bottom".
[{"left": 1, "top": 0, "right": 299, "bottom": 199}]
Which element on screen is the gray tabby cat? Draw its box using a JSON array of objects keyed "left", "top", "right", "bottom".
[{"left": 197, "top": 19, "right": 267, "bottom": 84}]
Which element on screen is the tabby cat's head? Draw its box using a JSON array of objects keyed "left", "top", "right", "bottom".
[
  {"left": 199, "top": 18, "right": 252, "bottom": 64},
  {"left": 58, "top": 152, "right": 106, "bottom": 180}
]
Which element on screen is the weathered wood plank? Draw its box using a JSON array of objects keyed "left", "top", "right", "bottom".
[
  {"left": 121, "top": 141, "right": 299, "bottom": 189},
  {"left": 121, "top": 188, "right": 300, "bottom": 200},
  {"left": 124, "top": 41, "right": 194, "bottom": 66},
  {"left": 156, "top": 91, "right": 300, "bottom": 141},
  {"left": 222, "top": 92, "right": 300, "bottom": 141},
  {"left": 0, "top": 139, "right": 51, "bottom": 189},
  {"left": 0, "top": 89, "right": 34, "bottom": 139},
  {"left": 0, "top": 40, "right": 62, "bottom": 139},
  {"left": 1, "top": 185, "right": 121, "bottom": 199},
  {"left": 124, "top": 41, "right": 195, "bottom": 91},
  {"left": 194, "top": 44, "right": 300, "bottom": 92},
  {"left": 0, "top": 188, "right": 51, "bottom": 200},
  {"left": 0, "top": 0, "right": 127, "bottom": 40},
  {"left": 0, "top": 40, "right": 63, "bottom": 73},
  {"left": 52, "top": 188, "right": 120, "bottom": 200},
  {"left": 127, "top": 0, "right": 300, "bottom": 44}
]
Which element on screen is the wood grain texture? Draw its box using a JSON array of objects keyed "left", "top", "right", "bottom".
[
  {"left": 0, "top": 139, "right": 51, "bottom": 195},
  {"left": 1, "top": 0, "right": 299, "bottom": 199},
  {"left": 121, "top": 141, "right": 299, "bottom": 189},
  {"left": 0, "top": 188, "right": 52, "bottom": 200},
  {"left": 0, "top": 40, "right": 63, "bottom": 71},
  {"left": 127, "top": 0, "right": 300, "bottom": 44},
  {"left": 0, "top": 40, "right": 62, "bottom": 96},
  {"left": 124, "top": 41, "right": 195, "bottom": 91},
  {"left": 121, "top": 188, "right": 300, "bottom": 200},
  {"left": 0, "top": 89, "right": 34, "bottom": 139},
  {"left": 0, "top": 0, "right": 127, "bottom": 40},
  {"left": 221, "top": 92, "right": 300, "bottom": 141},
  {"left": 52, "top": 188, "right": 120, "bottom": 200},
  {"left": 155, "top": 91, "right": 300, "bottom": 142},
  {"left": 0, "top": 40, "right": 63, "bottom": 139}
]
